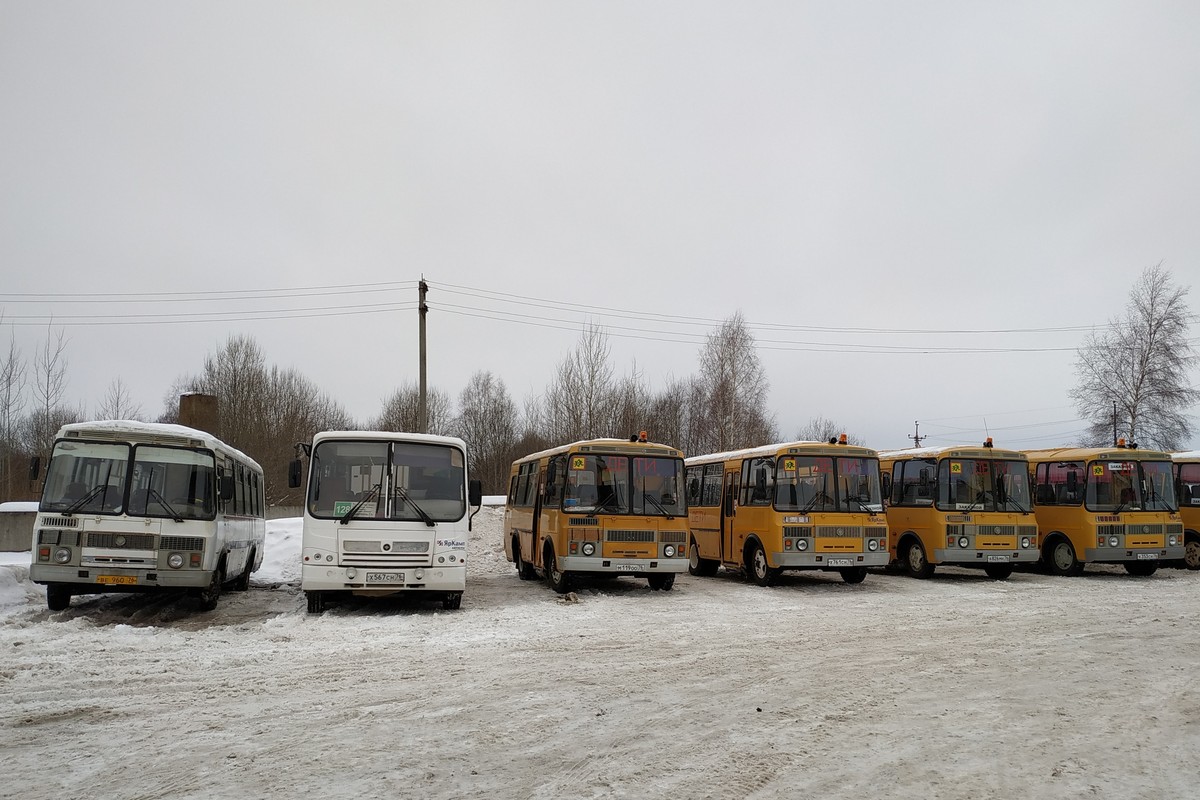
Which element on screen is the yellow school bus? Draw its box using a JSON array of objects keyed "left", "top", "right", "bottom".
[
  {"left": 1025, "top": 442, "right": 1184, "bottom": 576},
  {"left": 685, "top": 437, "right": 889, "bottom": 586},
  {"left": 1173, "top": 451, "right": 1200, "bottom": 570},
  {"left": 878, "top": 441, "right": 1038, "bottom": 580},
  {"left": 503, "top": 433, "right": 689, "bottom": 593}
]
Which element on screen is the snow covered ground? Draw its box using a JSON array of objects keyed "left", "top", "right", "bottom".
[{"left": 2, "top": 508, "right": 1199, "bottom": 799}]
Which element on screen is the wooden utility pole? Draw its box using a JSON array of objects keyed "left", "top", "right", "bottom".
[{"left": 418, "top": 278, "right": 428, "bottom": 434}]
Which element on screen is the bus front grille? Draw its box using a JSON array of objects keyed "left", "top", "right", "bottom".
[
  {"left": 86, "top": 532, "right": 156, "bottom": 549},
  {"left": 40, "top": 516, "right": 78, "bottom": 528},
  {"left": 783, "top": 526, "right": 813, "bottom": 538},
  {"left": 343, "top": 540, "right": 429, "bottom": 554},
  {"left": 340, "top": 554, "right": 430, "bottom": 567},
  {"left": 659, "top": 531, "right": 687, "bottom": 544},
  {"left": 815, "top": 526, "right": 864, "bottom": 538},
  {"left": 160, "top": 536, "right": 205, "bottom": 551},
  {"left": 605, "top": 530, "right": 655, "bottom": 543}
]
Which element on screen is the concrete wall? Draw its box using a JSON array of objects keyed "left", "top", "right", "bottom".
[{"left": 0, "top": 512, "right": 34, "bottom": 552}]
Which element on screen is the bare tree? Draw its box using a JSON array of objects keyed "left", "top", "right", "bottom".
[
  {"left": 372, "top": 381, "right": 452, "bottom": 435},
  {"left": 1071, "top": 264, "right": 1199, "bottom": 450},
  {"left": 608, "top": 361, "right": 651, "bottom": 441},
  {"left": 0, "top": 325, "right": 28, "bottom": 500},
  {"left": 694, "top": 312, "right": 776, "bottom": 453},
  {"left": 453, "top": 371, "right": 517, "bottom": 493},
  {"left": 795, "top": 416, "right": 865, "bottom": 446},
  {"left": 29, "top": 324, "right": 71, "bottom": 460},
  {"left": 96, "top": 377, "right": 144, "bottom": 421},
  {"left": 544, "top": 323, "right": 614, "bottom": 442}
]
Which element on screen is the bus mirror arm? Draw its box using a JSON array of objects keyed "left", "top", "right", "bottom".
[
  {"left": 219, "top": 475, "right": 235, "bottom": 502},
  {"left": 288, "top": 459, "right": 303, "bottom": 489},
  {"left": 468, "top": 479, "right": 483, "bottom": 529},
  {"left": 28, "top": 456, "right": 40, "bottom": 482}
]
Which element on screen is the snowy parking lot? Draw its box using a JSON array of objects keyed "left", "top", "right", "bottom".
[{"left": 2, "top": 506, "right": 1199, "bottom": 799}]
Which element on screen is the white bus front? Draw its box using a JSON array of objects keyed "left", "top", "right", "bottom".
[{"left": 298, "top": 434, "right": 481, "bottom": 613}]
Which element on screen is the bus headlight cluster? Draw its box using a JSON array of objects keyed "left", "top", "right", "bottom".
[
  {"left": 663, "top": 544, "right": 676, "bottom": 558},
  {"left": 957, "top": 536, "right": 970, "bottom": 548},
  {"left": 1020, "top": 537, "right": 1032, "bottom": 549},
  {"left": 582, "top": 542, "right": 596, "bottom": 556},
  {"left": 167, "top": 552, "right": 185, "bottom": 569},
  {"left": 797, "top": 539, "right": 809, "bottom": 551},
  {"left": 1168, "top": 534, "right": 1180, "bottom": 547},
  {"left": 1109, "top": 536, "right": 1121, "bottom": 547},
  {"left": 867, "top": 539, "right": 880, "bottom": 552},
  {"left": 54, "top": 547, "right": 72, "bottom": 564}
]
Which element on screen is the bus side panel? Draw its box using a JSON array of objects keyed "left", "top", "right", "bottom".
[{"left": 689, "top": 507, "right": 722, "bottom": 561}]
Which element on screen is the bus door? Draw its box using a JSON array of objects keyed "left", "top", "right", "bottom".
[
  {"left": 722, "top": 468, "right": 740, "bottom": 565},
  {"left": 531, "top": 466, "right": 545, "bottom": 569}
]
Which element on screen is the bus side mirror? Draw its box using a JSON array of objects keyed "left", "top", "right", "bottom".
[
  {"left": 881, "top": 473, "right": 891, "bottom": 499},
  {"left": 755, "top": 467, "right": 767, "bottom": 492},
  {"left": 546, "top": 461, "right": 557, "bottom": 486},
  {"left": 919, "top": 468, "right": 930, "bottom": 487},
  {"left": 288, "top": 459, "right": 302, "bottom": 489},
  {"left": 1066, "top": 471, "right": 1078, "bottom": 493},
  {"left": 219, "top": 475, "right": 235, "bottom": 501},
  {"left": 996, "top": 477, "right": 1008, "bottom": 504},
  {"left": 28, "top": 456, "right": 40, "bottom": 481},
  {"left": 469, "top": 479, "right": 483, "bottom": 507}
]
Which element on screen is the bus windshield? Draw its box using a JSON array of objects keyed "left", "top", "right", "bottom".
[
  {"left": 563, "top": 454, "right": 686, "bottom": 516},
  {"left": 309, "top": 439, "right": 466, "bottom": 522},
  {"left": 937, "top": 458, "right": 1031, "bottom": 512},
  {"left": 127, "top": 445, "right": 217, "bottom": 520},
  {"left": 774, "top": 456, "right": 883, "bottom": 513},
  {"left": 1088, "top": 460, "right": 1177, "bottom": 512},
  {"left": 39, "top": 440, "right": 130, "bottom": 515}
]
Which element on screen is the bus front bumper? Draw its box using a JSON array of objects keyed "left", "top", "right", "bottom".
[
  {"left": 1084, "top": 546, "right": 1185, "bottom": 563},
  {"left": 29, "top": 563, "right": 213, "bottom": 589},
  {"left": 773, "top": 552, "right": 890, "bottom": 569},
  {"left": 559, "top": 556, "right": 688, "bottom": 574},
  {"left": 933, "top": 549, "right": 1040, "bottom": 565},
  {"left": 302, "top": 563, "right": 465, "bottom": 593}
]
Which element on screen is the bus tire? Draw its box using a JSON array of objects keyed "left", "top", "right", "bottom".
[
  {"left": 1124, "top": 561, "right": 1158, "bottom": 577},
  {"left": 1044, "top": 537, "right": 1083, "bottom": 577},
  {"left": 840, "top": 567, "right": 867, "bottom": 584},
  {"left": 984, "top": 563, "right": 1014, "bottom": 580},
  {"left": 233, "top": 549, "right": 255, "bottom": 592},
  {"left": 903, "top": 540, "right": 935, "bottom": 579},
  {"left": 514, "top": 537, "right": 537, "bottom": 581},
  {"left": 688, "top": 541, "right": 719, "bottom": 577},
  {"left": 46, "top": 583, "right": 71, "bottom": 611},
  {"left": 442, "top": 592, "right": 463, "bottom": 610},
  {"left": 747, "top": 541, "right": 779, "bottom": 587},
  {"left": 1184, "top": 536, "right": 1200, "bottom": 571},
  {"left": 648, "top": 573, "right": 675, "bottom": 591},
  {"left": 306, "top": 591, "right": 325, "bottom": 614},
  {"left": 196, "top": 563, "right": 224, "bottom": 611},
  {"left": 544, "top": 543, "right": 572, "bottom": 594}
]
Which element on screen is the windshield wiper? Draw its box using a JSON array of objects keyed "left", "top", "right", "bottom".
[
  {"left": 641, "top": 493, "right": 674, "bottom": 519},
  {"left": 340, "top": 484, "right": 381, "bottom": 525},
  {"left": 147, "top": 488, "right": 184, "bottom": 522},
  {"left": 844, "top": 495, "right": 878, "bottom": 516},
  {"left": 394, "top": 485, "right": 435, "bottom": 527},
  {"left": 62, "top": 485, "right": 105, "bottom": 516}
]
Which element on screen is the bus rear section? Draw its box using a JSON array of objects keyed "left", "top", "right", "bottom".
[
  {"left": 503, "top": 434, "right": 689, "bottom": 593},
  {"left": 1026, "top": 443, "right": 1183, "bottom": 576},
  {"left": 686, "top": 438, "right": 890, "bottom": 586},
  {"left": 1172, "top": 451, "right": 1200, "bottom": 570},
  {"left": 879, "top": 441, "right": 1039, "bottom": 580},
  {"left": 295, "top": 432, "right": 482, "bottom": 613}
]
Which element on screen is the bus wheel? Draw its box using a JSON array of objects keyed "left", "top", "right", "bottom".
[
  {"left": 514, "top": 538, "right": 537, "bottom": 581},
  {"left": 1184, "top": 538, "right": 1200, "bottom": 571},
  {"left": 840, "top": 567, "right": 867, "bottom": 584},
  {"left": 46, "top": 583, "right": 71, "bottom": 611},
  {"left": 197, "top": 564, "right": 224, "bottom": 611},
  {"left": 648, "top": 573, "right": 675, "bottom": 591},
  {"left": 984, "top": 563, "right": 1014, "bottom": 580},
  {"left": 442, "top": 592, "right": 463, "bottom": 610},
  {"left": 1045, "top": 539, "right": 1083, "bottom": 577},
  {"left": 1124, "top": 561, "right": 1158, "bottom": 577},
  {"left": 688, "top": 541, "right": 719, "bottom": 577},
  {"left": 544, "top": 544, "right": 572, "bottom": 594},
  {"left": 233, "top": 549, "right": 255, "bottom": 592},
  {"left": 306, "top": 591, "right": 325, "bottom": 614},
  {"left": 747, "top": 542, "right": 778, "bottom": 587},
  {"left": 904, "top": 540, "right": 935, "bottom": 579}
]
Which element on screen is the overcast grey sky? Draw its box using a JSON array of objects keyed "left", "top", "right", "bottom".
[{"left": 2, "top": 2, "right": 1198, "bottom": 451}]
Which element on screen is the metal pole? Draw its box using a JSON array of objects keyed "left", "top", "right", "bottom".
[
  {"left": 1112, "top": 399, "right": 1117, "bottom": 446},
  {"left": 419, "top": 278, "right": 428, "bottom": 434}
]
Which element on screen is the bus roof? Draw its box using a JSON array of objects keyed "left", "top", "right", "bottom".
[
  {"left": 514, "top": 437, "right": 682, "bottom": 465},
  {"left": 1023, "top": 446, "right": 1173, "bottom": 462},
  {"left": 686, "top": 440, "right": 878, "bottom": 465},
  {"left": 56, "top": 420, "right": 262, "bottom": 472},
  {"left": 877, "top": 444, "right": 1025, "bottom": 461},
  {"left": 311, "top": 430, "right": 468, "bottom": 450},
  {"left": 1172, "top": 450, "right": 1200, "bottom": 462}
]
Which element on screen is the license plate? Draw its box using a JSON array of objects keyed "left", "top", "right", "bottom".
[
  {"left": 365, "top": 572, "right": 404, "bottom": 583},
  {"left": 96, "top": 575, "right": 137, "bottom": 585},
  {"left": 614, "top": 563, "right": 647, "bottom": 572},
  {"left": 826, "top": 558, "right": 853, "bottom": 567},
  {"left": 986, "top": 555, "right": 1010, "bottom": 563},
  {"left": 1136, "top": 553, "right": 1157, "bottom": 561}
]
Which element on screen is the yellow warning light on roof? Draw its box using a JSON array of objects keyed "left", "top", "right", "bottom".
[{"left": 838, "top": 433, "right": 847, "bottom": 445}]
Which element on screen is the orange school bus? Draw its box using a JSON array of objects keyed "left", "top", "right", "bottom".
[
  {"left": 878, "top": 441, "right": 1038, "bottom": 580},
  {"left": 1025, "top": 442, "right": 1183, "bottom": 576},
  {"left": 685, "top": 438, "right": 889, "bottom": 586},
  {"left": 503, "top": 433, "right": 689, "bottom": 593},
  {"left": 1173, "top": 451, "right": 1200, "bottom": 570}
]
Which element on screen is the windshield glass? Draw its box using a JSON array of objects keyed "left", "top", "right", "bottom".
[
  {"left": 774, "top": 455, "right": 882, "bottom": 512},
  {"left": 127, "top": 445, "right": 216, "bottom": 520},
  {"left": 1180, "top": 462, "right": 1200, "bottom": 507},
  {"left": 563, "top": 453, "right": 686, "bottom": 516},
  {"left": 308, "top": 439, "right": 465, "bottom": 522},
  {"left": 39, "top": 440, "right": 130, "bottom": 515},
  {"left": 1085, "top": 459, "right": 1141, "bottom": 511},
  {"left": 1139, "top": 461, "right": 1177, "bottom": 511},
  {"left": 936, "top": 457, "right": 1030, "bottom": 512}
]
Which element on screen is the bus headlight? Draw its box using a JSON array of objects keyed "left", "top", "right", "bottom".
[
  {"left": 1168, "top": 535, "right": 1179, "bottom": 547},
  {"left": 1020, "top": 537, "right": 1031, "bottom": 549},
  {"left": 797, "top": 539, "right": 809, "bottom": 551},
  {"left": 958, "top": 536, "right": 970, "bottom": 548},
  {"left": 414, "top": 568, "right": 424, "bottom": 581},
  {"left": 167, "top": 552, "right": 185, "bottom": 569},
  {"left": 867, "top": 539, "right": 879, "bottom": 552},
  {"left": 1109, "top": 536, "right": 1120, "bottom": 547},
  {"left": 346, "top": 567, "right": 357, "bottom": 580},
  {"left": 664, "top": 545, "right": 676, "bottom": 558},
  {"left": 582, "top": 542, "right": 595, "bottom": 556},
  {"left": 54, "top": 547, "right": 72, "bottom": 564}
]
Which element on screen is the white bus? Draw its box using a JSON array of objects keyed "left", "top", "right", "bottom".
[
  {"left": 30, "top": 421, "right": 266, "bottom": 612},
  {"left": 291, "top": 430, "right": 482, "bottom": 613}
]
